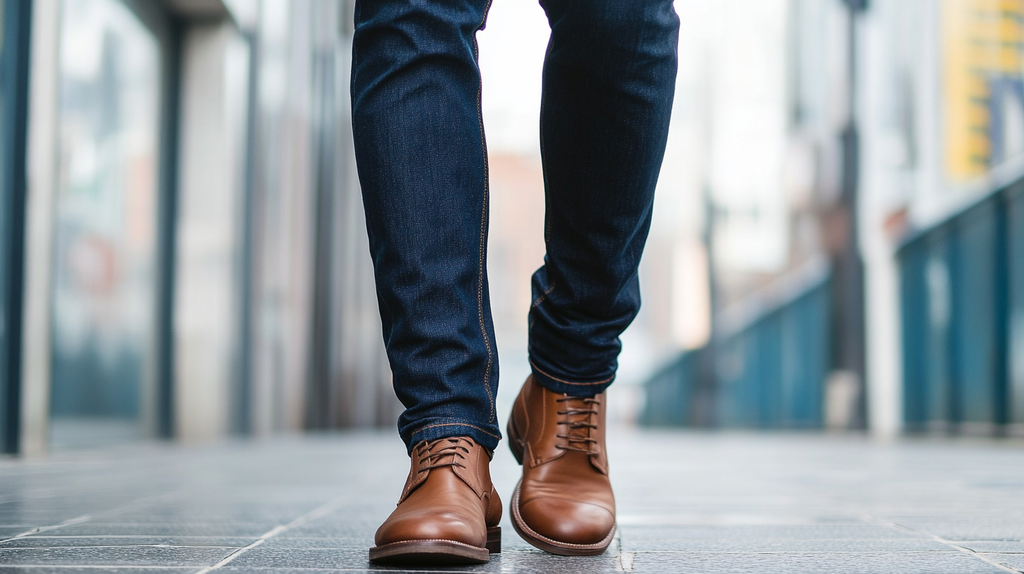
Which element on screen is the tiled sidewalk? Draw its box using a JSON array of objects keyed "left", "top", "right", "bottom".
[{"left": 1, "top": 430, "right": 1023, "bottom": 573}]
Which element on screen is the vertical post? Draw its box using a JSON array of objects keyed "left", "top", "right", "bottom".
[
  {"left": 695, "top": 50, "right": 717, "bottom": 428},
  {"left": 0, "top": 0, "right": 33, "bottom": 454},
  {"left": 696, "top": 182, "right": 718, "bottom": 428},
  {"left": 154, "top": 16, "right": 184, "bottom": 440},
  {"left": 234, "top": 29, "right": 259, "bottom": 436},
  {"left": 20, "top": 0, "right": 62, "bottom": 456},
  {"left": 994, "top": 193, "right": 1010, "bottom": 429},
  {"left": 307, "top": 6, "right": 338, "bottom": 429},
  {"left": 832, "top": 0, "right": 868, "bottom": 429}
]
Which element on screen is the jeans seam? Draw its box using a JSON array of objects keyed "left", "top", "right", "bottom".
[
  {"left": 413, "top": 422, "right": 501, "bottom": 440},
  {"left": 530, "top": 282, "right": 557, "bottom": 309},
  {"left": 530, "top": 359, "right": 614, "bottom": 386},
  {"left": 540, "top": 37, "right": 553, "bottom": 246},
  {"left": 474, "top": 0, "right": 496, "bottom": 424}
]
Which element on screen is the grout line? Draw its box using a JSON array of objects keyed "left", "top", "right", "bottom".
[
  {"left": 0, "top": 567, "right": 191, "bottom": 570},
  {"left": 0, "top": 489, "right": 185, "bottom": 545},
  {"left": 0, "top": 564, "right": 495, "bottom": 571},
  {"left": 616, "top": 551, "right": 636, "bottom": 571},
  {"left": 858, "top": 512, "right": 1022, "bottom": 573},
  {"left": 192, "top": 495, "right": 349, "bottom": 574},
  {"left": 601, "top": 550, "right": 1008, "bottom": 555},
  {"left": 5, "top": 535, "right": 260, "bottom": 540},
  {"left": 1, "top": 515, "right": 92, "bottom": 543},
  {"left": 612, "top": 531, "right": 632, "bottom": 572},
  {"left": 1, "top": 544, "right": 240, "bottom": 550}
]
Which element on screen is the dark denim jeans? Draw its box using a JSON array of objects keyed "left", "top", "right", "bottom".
[{"left": 351, "top": 0, "right": 678, "bottom": 452}]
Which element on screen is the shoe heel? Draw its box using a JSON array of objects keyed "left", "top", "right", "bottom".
[
  {"left": 506, "top": 419, "right": 524, "bottom": 465},
  {"left": 486, "top": 526, "right": 501, "bottom": 553}
]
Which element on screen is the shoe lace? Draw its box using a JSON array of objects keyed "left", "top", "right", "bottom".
[
  {"left": 416, "top": 437, "right": 470, "bottom": 473},
  {"left": 555, "top": 396, "right": 599, "bottom": 455}
]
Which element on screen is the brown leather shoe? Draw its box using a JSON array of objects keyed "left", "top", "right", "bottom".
[
  {"left": 507, "top": 375, "right": 616, "bottom": 555},
  {"left": 369, "top": 436, "right": 502, "bottom": 565}
]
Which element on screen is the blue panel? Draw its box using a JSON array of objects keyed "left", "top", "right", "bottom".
[
  {"left": 644, "top": 272, "right": 830, "bottom": 430},
  {"left": 744, "top": 328, "right": 765, "bottom": 427},
  {"left": 926, "top": 232, "right": 954, "bottom": 427},
  {"left": 779, "top": 302, "right": 801, "bottom": 425},
  {"left": 951, "top": 202, "right": 999, "bottom": 426},
  {"left": 759, "top": 313, "right": 784, "bottom": 428},
  {"left": 640, "top": 351, "right": 697, "bottom": 426},
  {"left": 1008, "top": 187, "right": 1024, "bottom": 425},
  {"left": 715, "top": 336, "right": 747, "bottom": 427},
  {"left": 711, "top": 276, "right": 830, "bottom": 430},
  {"left": 782, "top": 286, "right": 827, "bottom": 428},
  {"left": 899, "top": 185, "right": 1020, "bottom": 435},
  {"left": 899, "top": 239, "right": 930, "bottom": 429}
]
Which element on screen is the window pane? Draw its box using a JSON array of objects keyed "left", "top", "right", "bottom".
[
  {"left": 50, "top": 0, "right": 160, "bottom": 447},
  {"left": 0, "top": 0, "right": 10, "bottom": 440}
]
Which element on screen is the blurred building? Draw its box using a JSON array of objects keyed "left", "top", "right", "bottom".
[
  {"left": 4, "top": 0, "right": 1024, "bottom": 455},
  {"left": 1, "top": 0, "right": 397, "bottom": 454},
  {"left": 643, "top": 0, "right": 1024, "bottom": 439}
]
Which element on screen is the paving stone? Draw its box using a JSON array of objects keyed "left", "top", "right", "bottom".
[
  {"left": 0, "top": 546, "right": 233, "bottom": 566},
  {"left": 217, "top": 569, "right": 406, "bottom": 574},
  {"left": 626, "top": 550, "right": 1014, "bottom": 573},
  {"left": 1, "top": 431, "right": 1023, "bottom": 572},
  {"left": 957, "top": 541, "right": 1024, "bottom": 552},
  {"left": 882, "top": 518, "right": 1024, "bottom": 542},
  {"left": 39, "top": 522, "right": 275, "bottom": 537},
  {"left": 259, "top": 536, "right": 374, "bottom": 549},
  {"left": 0, "top": 536, "right": 255, "bottom": 548},
  {"left": 619, "top": 524, "right": 927, "bottom": 542},
  {"left": 224, "top": 547, "right": 620, "bottom": 573},
  {"left": 984, "top": 554, "right": 1024, "bottom": 571},
  {"left": 618, "top": 531, "right": 949, "bottom": 552},
  {"left": 0, "top": 564, "right": 197, "bottom": 568}
]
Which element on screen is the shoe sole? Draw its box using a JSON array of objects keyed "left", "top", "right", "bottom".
[
  {"left": 506, "top": 417, "right": 616, "bottom": 556},
  {"left": 368, "top": 527, "right": 500, "bottom": 565}
]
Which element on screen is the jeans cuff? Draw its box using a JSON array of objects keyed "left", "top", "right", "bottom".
[
  {"left": 529, "top": 359, "right": 614, "bottom": 398},
  {"left": 404, "top": 421, "right": 502, "bottom": 455}
]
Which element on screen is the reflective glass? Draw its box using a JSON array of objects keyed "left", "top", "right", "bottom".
[
  {"left": 0, "top": 0, "right": 9, "bottom": 431},
  {"left": 0, "top": 0, "right": 8, "bottom": 231},
  {"left": 49, "top": 0, "right": 160, "bottom": 447}
]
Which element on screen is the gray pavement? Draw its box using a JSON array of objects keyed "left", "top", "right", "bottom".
[{"left": 1, "top": 429, "right": 1023, "bottom": 573}]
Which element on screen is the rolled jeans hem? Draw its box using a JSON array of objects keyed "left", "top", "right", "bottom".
[
  {"left": 404, "top": 421, "right": 502, "bottom": 455},
  {"left": 529, "top": 360, "right": 614, "bottom": 398}
]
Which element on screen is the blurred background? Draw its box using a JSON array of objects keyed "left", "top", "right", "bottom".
[{"left": 1, "top": 0, "right": 1022, "bottom": 455}]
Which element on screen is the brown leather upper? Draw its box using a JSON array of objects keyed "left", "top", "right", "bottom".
[
  {"left": 511, "top": 376, "right": 615, "bottom": 546},
  {"left": 375, "top": 437, "right": 501, "bottom": 548}
]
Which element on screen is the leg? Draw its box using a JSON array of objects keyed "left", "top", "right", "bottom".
[
  {"left": 351, "top": 0, "right": 500, "bottom": 453},
  {"left": 529, "top": 0, "right": 679, "bottom": 394},
  {"left": 351, "top": 0, "right": 502, "bottom": 565},
  {"left": 509, "top": 0, "right": 679, "bottom": 555}
]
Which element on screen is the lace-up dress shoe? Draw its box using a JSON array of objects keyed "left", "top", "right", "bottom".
[
  {"left": 369, "top": 437, "right": 502, "bottom": 565},
  {"left": 507, "top": 376, "right": 616, "bottom": 555}
]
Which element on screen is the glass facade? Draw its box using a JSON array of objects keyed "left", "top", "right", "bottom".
[
  {"left": 0, "top": 0, "right": 10, "bottom": 449},
  {"left": 1, "top": 0, "right": 7, "bottom": 190},
  {"left": 48, "top": 0, "right": 161, "bottom": 446},
  {"left": 1, "top": 0, "right": 32, "bottom": 453}
]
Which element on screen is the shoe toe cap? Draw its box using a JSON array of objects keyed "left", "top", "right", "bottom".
[
  {"left": 375, "top": 510, "right": 482, "bottom": 547},
  {"left": 519, "top": 496, "right": 615, "bottom": 546}
]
